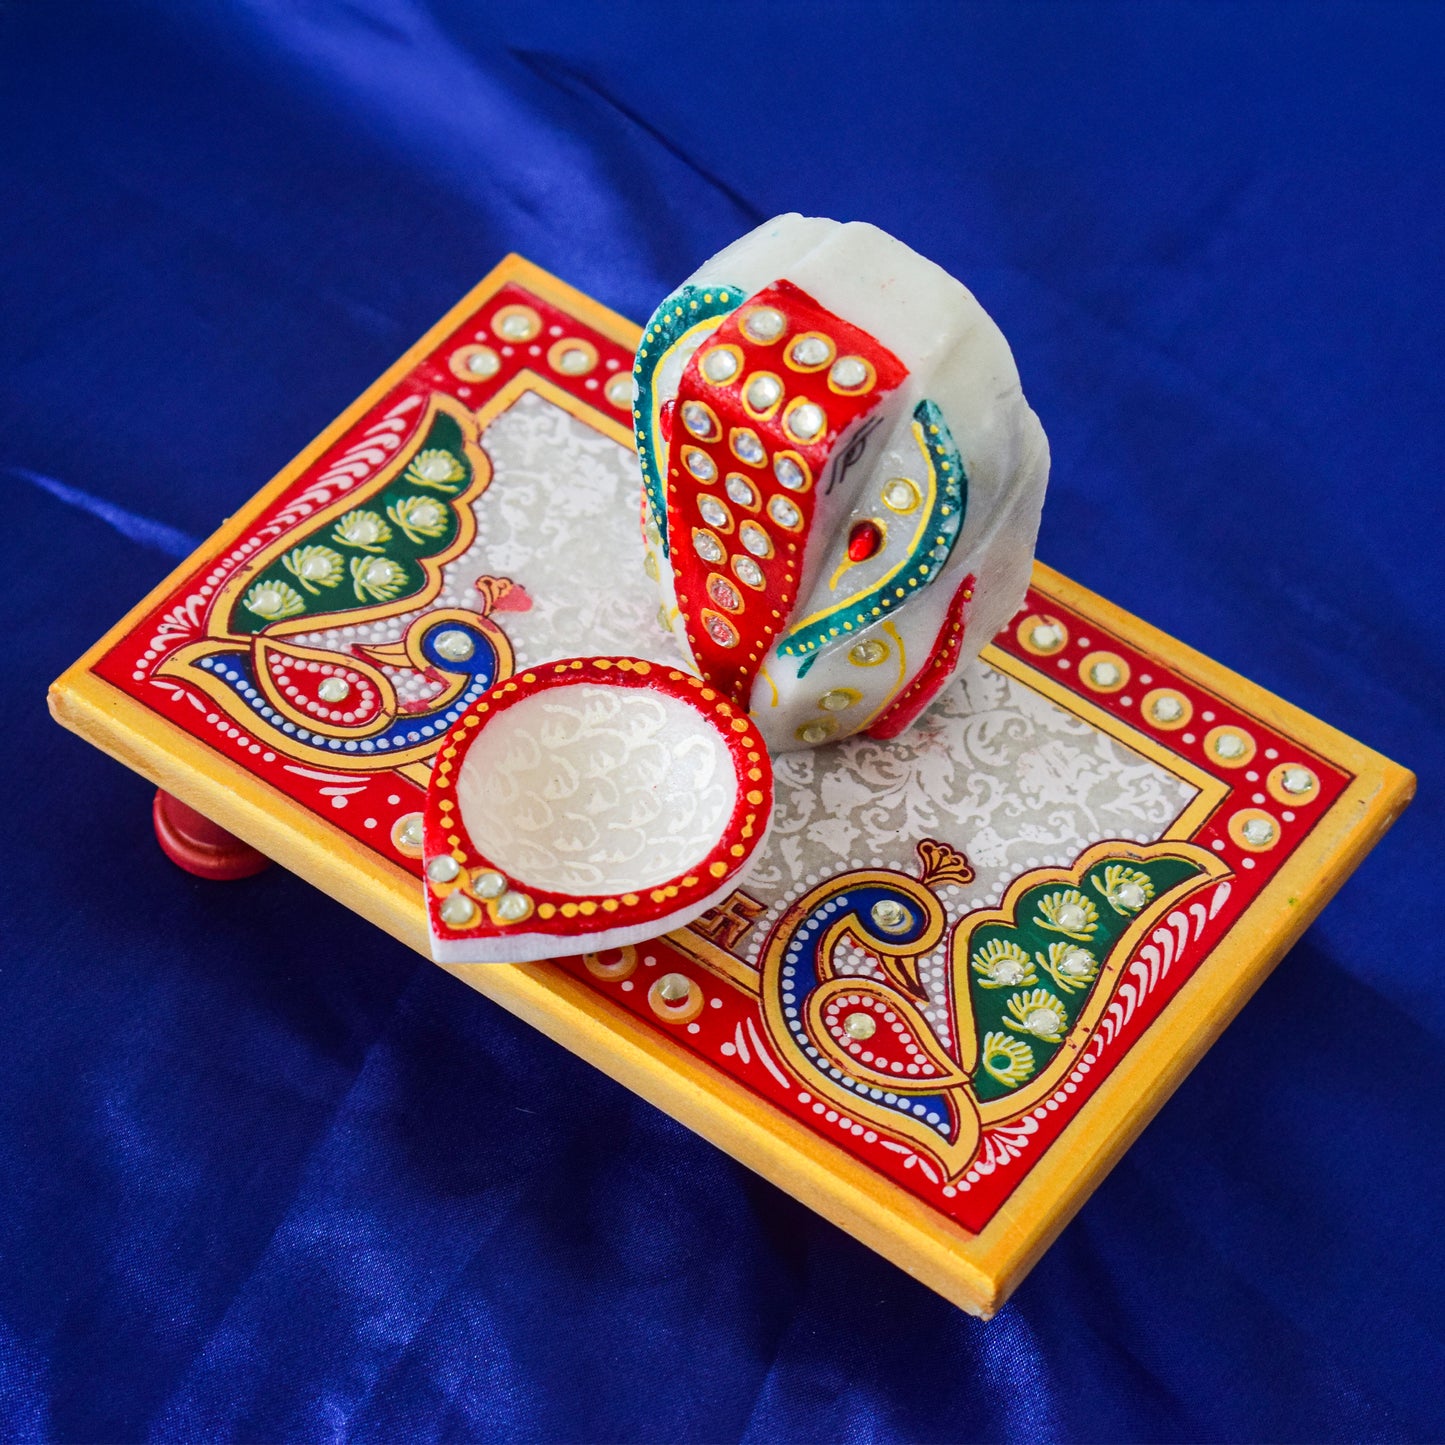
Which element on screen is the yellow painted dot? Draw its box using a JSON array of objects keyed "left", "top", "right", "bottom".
[
  {"left": 579, "top": 901, "right": 598, "bottom": 916},
  {"left": 731, "top": 719, "right": 749, "bottom": 733},
  {"left": 650, "top": 889, "right": 668, "bottom": 902},
  {"left": 561, "top": 902, "right": 579, "bottom": 919},
  {"left": 683, "top": 876, "right": 699, "bottom": 887},
  {"left": 538, "top": 903, "right": 556, "bottom": 920},
  {"left": 623, "top": 893, "right": 640, "bottom": 906},
  {"left": 602, "top": 898, "right": 619, "bottom": 912},
  {"left": 730, "top": 845, "right": 745, "bottom": 858},
  {"left": 709, "top": 862, "right": 728, "bottom": 878},
  {"left": 746, "top": 790, "right": 763, "bottom": 805}
]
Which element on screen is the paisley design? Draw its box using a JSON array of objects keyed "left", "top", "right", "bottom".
[
  {"left": 156, "top": 394, "right": 517, "bottom": 770},
  {"left": 253, "top": 641, "right": 391, "bottom": 732},
  {"left": 758, "top": 840, "right": 1229, "bottom": 1180}
]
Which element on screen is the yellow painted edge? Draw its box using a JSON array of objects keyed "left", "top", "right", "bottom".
[{"left": 47, "top": 260, "right": 1417, "bottom": 1318}]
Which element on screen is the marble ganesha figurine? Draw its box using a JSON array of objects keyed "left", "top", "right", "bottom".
[{"left": 633, "top": 214, "right": 1050, "bottom": 754}]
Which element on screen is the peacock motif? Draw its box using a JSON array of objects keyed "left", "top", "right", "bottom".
[
  {"left": 754, "top": 842, "right": 1227, "bottom": 1182},
  {"left": 158, "top": 394, "right": 522, "bottom": 773}
]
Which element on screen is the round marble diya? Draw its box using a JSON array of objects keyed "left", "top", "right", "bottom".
[{"left": 423, "top": 656, "right": 773, "bottom": 963}]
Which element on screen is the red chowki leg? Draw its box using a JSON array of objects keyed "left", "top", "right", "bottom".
[{"left": 153, "top": 790, "right": 272, "bottom": 880}]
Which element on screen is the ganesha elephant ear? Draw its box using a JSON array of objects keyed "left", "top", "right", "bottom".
[
  {"left": 634, "top": 214, "right": 1050, "bottom": 753},
  {"left": 422, "top": 657, "right": 773, "bottom": 964}
]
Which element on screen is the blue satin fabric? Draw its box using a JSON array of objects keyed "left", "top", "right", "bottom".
[{"left": 2, "top": 3, "right": 1442, "bottom": 1439}]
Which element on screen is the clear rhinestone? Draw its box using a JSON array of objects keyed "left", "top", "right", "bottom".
[
  {"left": 1281, "top": 767, "right": 1314, "bottom": 794},
  {"left": 434, "top": 629, "right": 475, "bottom": 662},
  {"left": 1242, "top": 817, "right": 1275, "bottom": 845},
  {"left": 410, "top": 501, "right": 443, "bottom": 527},
  {"left": 249, "top": 582, "right": 286, "bottom": 609},
  {"left": 818, "top": 690, "right": 854, "bottom": 712},
  {"left": 495, "top": 890, "right": 532, "bottom": 922},
  {"left": 657, "top": 972, "right": 692, "bottom": 1003},
  {"left": 882, "top": 478, "right": 919, "bottom": 512},
  {"left": 788, "top": 401, "right": 825, "bottom": 441},
  {"left": 849, "top": 640, "right": 888, "bottom": 666},
  {"left": 1091, "top": 661, "right": 1121, "bottom": 687},
  {"left": 791, "top": 336, "right": 831, "bottom": 367},
  {"left": 705, "top": 613, "right": 738, "bottom": 647},
  {"left": 732, "top": 428, "right": 765, "bottom": 464},
  {"left": 556, "top": 347, "right": 591, "bottom": 374},
  {"left": 299, "top": 553, "right": 333, "bottom": 579},
  {"left": 843, "top": 1011, "right": 876, "bottom": 1040},
  {"left": 742, "top": 307, "right": 785, "bottom": 342},
  {"left": 693, "top": 530, "right": 724, "bottom": 563},
  {"left": 472, "top": 870, "right": 506, "bottom": 899},
  {"left": 1152, "top": 695, "right": 1184, "bottom": 722},
  {"left": 733, "top": 556, "right": 764, "bottom": 589},
  {"left": 394, "top": 813, "right": 424, "bottom": 851},
  {"left": 416, "top": 453, "right": 456, "bottom": 481},
  {"left": 774, "top": 454, "right": 807, "bottom": 491},
  {"left": 709, "top": 576, "right": 742, "bottom": 612},
  {"left": 439, "top": 891, "right": 478, "bottom": 927},
  {"left": 1057, "top": 902, "right": 1088, "bottom": 932},
  {"left": 684, "top": 448, "right": 716, "bottom": 481},
  {"left": 740, "top": 522, "right": 772, "bottom": 557},
  {"left": 317, "top": 676, "right": 350, "bottom": 702},
  {"left": 871, "top": 898, "right": 911, "bottom": 933},
  {"left": 1031, "top": 623, "right": 1062, "bottom": 650},
  {"left": 1025, "top": 1008, "right": 1063, "bottom": 1037},
  {"left": 682, "top": 402, "right": 714, "bottom": 438},
  {"left": 830, "top": 356, "right": 869, "bottom": 389},
  {"left": 745, "top": 375, "right": 782, "bottom": 411},
  {"left": 605, "top": 373, "right": 634, "bottom": 406},
  {"left": 726, "top": 474, "right": 757, "bottom": 507},
  {"left": 701, "top": 348, "right": 739, "bottom": 383},
  {"left": 426, "top": 855, "right": 461, "bottom": 883},
  {"left": 1059, "top": 949, "right": 1093, "bottom": 978},
  {"left": 1115, "top": 881, "right": 1147, "bottom": 910},
  {"left": 466, "top": 348, "right": 499, "bottom": 377},
  {"left": 991, "top": 958, "right": 1026, "bottom": 985},
  {"left": 796, "top": 721, "right": 834, "bottom": 745},
  {"left": 362, "top": 558, "right": 395, "bottom": 586},
  {"left": 769, "top": 496, "right": 801, "bottom": 529},
  {"left": 496, "top": 312, "right": 532, "bottom": 339},
  {"left": 699, "top": 495, "right": 730, "bottom": 528},
  {"left": 1216, "top": 732, "right": 1247, "bottom": 758}
]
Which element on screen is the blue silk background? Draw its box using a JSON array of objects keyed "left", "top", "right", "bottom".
[{"left": 2, "top": 2, "right": 1441, "bottom": 1440}]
